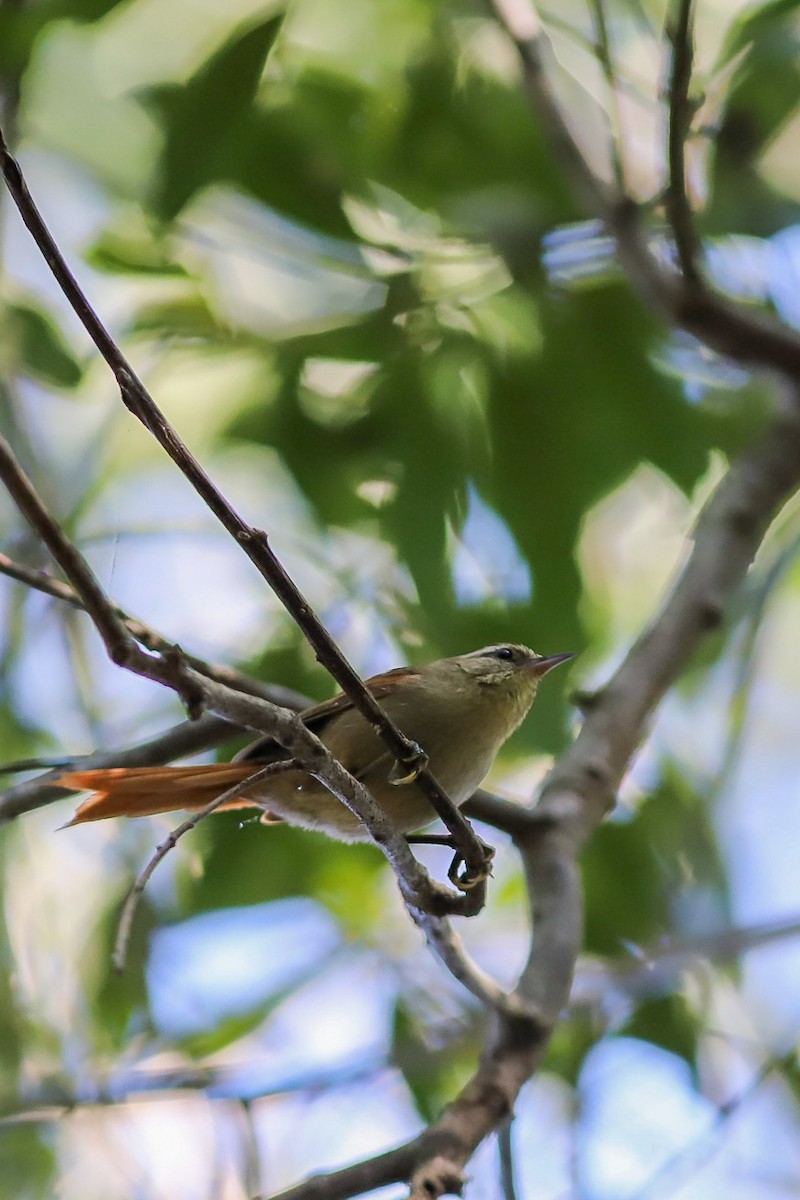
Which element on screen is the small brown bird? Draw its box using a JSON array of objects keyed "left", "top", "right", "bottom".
[{"left": 60, "top": 644, "right": 573, "bottom": 841}]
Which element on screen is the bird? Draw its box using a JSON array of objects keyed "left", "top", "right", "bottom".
[{"left": 59, "top": 644, "right": 573, "bottom": 842}]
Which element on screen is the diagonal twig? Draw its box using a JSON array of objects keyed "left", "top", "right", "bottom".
[
  {"left": 112, "top": 760, "right": 298, "bottom": 972},
  {"left": 0, "top": 434, "right": 525, "bottom": 1012},
  {"left": 665, "top": 0, "right": 702, "bottom": 282},
  {"left": 0, "top": 121, "right": 490, "bottom": 890},
  {"left": 0, "top": 715, "right": 237, "bottom": 822},
  {"left": 0, "top": 550, "right": 306, "bottom": 705}
]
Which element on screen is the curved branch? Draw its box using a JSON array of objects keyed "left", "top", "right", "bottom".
[
  {"left": 261, "top": 8, "right": 800, "bottom": 1197},
  {"left": 540, "top": 406, "right": 800, "bottom": 832}
]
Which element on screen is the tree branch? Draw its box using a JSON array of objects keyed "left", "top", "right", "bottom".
[
  {"left": 112, "top": 760, "right": 300, "bottom": 972},
  {"left": 0, "top": 121, "right": 490, "bottom": 890},
  {"left": 0, "top": 436, "right": 527, "bottom": 1013},
  {"left": 0, "top": 714, "right": 235, "bottom": 822},
  {"left": 0, "top": 436, "right": 471, "bottom": 918},
  {"left": 542, "top": 406, "right": 800, "bottom": 830},
  {"left": 0, "top": 550, "right": 308, "bottom": 705},
  {"left": 665, "top": 0, "right": 702, "bottom": 282},
  {"left": 258, "top": 8, "right": 800, "bottom": 1196},
  {"left": 588, "top": 0, "right": 628, "bottom": 191}
]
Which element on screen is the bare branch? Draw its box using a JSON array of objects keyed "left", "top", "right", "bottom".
[
  {"left": 498, "top": 1117, "right": 520, "bottom": 1200},
  {"left": 542, "top": 407, "right": 800, "bottom": 829},
  {"left": 628, "top": 1057, "right": 780, "bottom": 1200},
  {"left": 0, "top": 122, "right": 490, "bottom": 890},
  {"left": 260, "top": 1145, "right": 419, "bottom": 1200},
  {"left": 0, "top": 551, "right": 306, "bottom": 705},
  {"left": 464, "top": 789, "right": 553, "bottom": 838},
  {"left": 0, "top": 441, "right": 136, "bottom": 670},
  {"left": 665, "top": 0, "right": 702, "bottom": 282},
  {"left": 591, "top": 911, "right": 800, "bottom": 1002}
]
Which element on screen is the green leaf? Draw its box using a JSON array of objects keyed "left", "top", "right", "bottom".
[
  {"left": 88, "top": 899, "right": 155, "bottom": 1050},
  {"left": 391, "top": 998, "right": 480, "bottom": 1121},
  {"left": 2, "top": 301, "right": 83, "bottom": 389},
  {"left": 583, "top": 768, "right": 731, "bottom": 959},
  {"left": 145, "top": 14, "right": 286, "bottom": 222},
  {"left": 178, "top": 815, "right": 383, "bottom": 919},
  {"left": 545, "top": 1011, "right": 598, "bottom": 1086},
  {"left": 708, "top": 1, "right": 800, "bottom": 234},
  {"left": 86, "top": 228, "right": 187, "bottom": 276}
]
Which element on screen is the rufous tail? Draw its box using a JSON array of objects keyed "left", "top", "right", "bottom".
[{"left": 58, "top": 764, "right": 263, "bottom": 825}]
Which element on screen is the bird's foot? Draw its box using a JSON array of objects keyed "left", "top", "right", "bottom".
[
  {"left": 389, "top": 742, "right": 429, "bottom": 786},
  {"left": 407, "top": 833, "right": 495, "bottom": 889}
]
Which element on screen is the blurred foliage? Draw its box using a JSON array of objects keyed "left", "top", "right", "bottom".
[{"left": 2, "top": 0, "right": 800, "bottom": 1197}]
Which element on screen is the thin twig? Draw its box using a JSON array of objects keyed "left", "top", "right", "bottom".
[
  {"left": 0, "top": 440, "right": 135, "bottom": 668},
  {"left": 0, "top": 756, "right": 78, "bottom": 774},
  {"left": 588, "top": 0, "right": 628, "bottom": 190},
  {"left": 0, "top": 435, "right": 486, "bottom": 924},
  {"left": 498, "top": 1117, "right": 519, "bottom": 1200},
  {"left": 603, "top": 912, "right": 800, "bottom": 997},
  {"left": 0, "top": 122, "right": 490, "bottom": 890},
  {"left": 665, "top": 0, "right": 701, "bottom": 282},
  {"left": 464, "top": 788, "right": 554, "bottom": 837},
  {"left": 258, "top": 1145, "right": 420, "bottom": 1200},
  {"left": 0, "top": 551, "right": 301, "bottom": 704},
  {"left": 0, "top": 714, "right": 236, "bottom": 822},
  {"left": 112, "top": 762, "right": 296, "bottom": 972}
]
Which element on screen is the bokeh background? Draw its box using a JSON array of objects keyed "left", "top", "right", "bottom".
[{"left": 2, "top": 0, "right": 800, "bottom": 1196}]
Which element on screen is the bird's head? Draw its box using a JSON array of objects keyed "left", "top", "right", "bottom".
[{"left": 455, "top": 643, "right": 574, "bottom": 688}]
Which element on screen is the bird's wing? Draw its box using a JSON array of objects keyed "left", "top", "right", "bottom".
[{"left": 236, "top": 666, "right": 419, "bottom": 764}]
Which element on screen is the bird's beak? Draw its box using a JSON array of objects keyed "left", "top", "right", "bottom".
[{"left": 527, "top": 652, "right": 575, "bottom": 676}]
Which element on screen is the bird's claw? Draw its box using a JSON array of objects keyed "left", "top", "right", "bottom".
[
  {"left": 389, "top": 742, "right": 429, "bottom": 786},
  {"left": 448, "top": 839, "right": 495, "bottom": 890}
]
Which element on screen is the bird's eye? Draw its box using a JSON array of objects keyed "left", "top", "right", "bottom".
[{"left": 492, "top": 646, "right": 515, "bottom": 662}]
